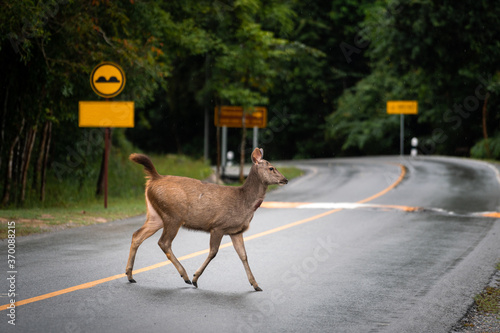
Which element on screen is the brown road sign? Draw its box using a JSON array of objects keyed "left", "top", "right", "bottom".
[{"left": 214, "top": 106, "right": 267, "bottom": 128}]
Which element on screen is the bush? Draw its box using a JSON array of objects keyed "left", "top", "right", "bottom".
[{"left": 470, "top": 134, "right": 500, "bottom": 160}]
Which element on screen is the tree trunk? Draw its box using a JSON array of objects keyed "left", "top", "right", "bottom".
[
  {"left": 0, "top": 86, "right": 9, "bottom": 172},
  {"left": 2, "top": 117, "right": 25, "bottom": 206},
  {"left": 31, "top": 85, "right": 47, "bottom": 193},
  {"left": 482, "top": 92, "right": 491, "bottom": 159},
  {"left": 40, "top": 121, "right": 52, "bottom": 202},
  {"left": 33, "top": 120, "right": 49, "bottom": 192},
  {"left": 21, "top": 126, "right": 37, "bottom": 203}
]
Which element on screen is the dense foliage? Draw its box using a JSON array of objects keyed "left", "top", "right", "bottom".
[
  {"left": 326, "top": 0, "right": 500, "bottom": 156},
  {"left": 1, "top": 0, "right": 500, "bottom": 207}
]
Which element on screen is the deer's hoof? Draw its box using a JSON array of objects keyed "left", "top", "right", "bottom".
[
  {"left": 185, "top": 279, "right": 192, "bottom": 285},
  {"left": 254, "top": 286, "right": 263, "bottom": 292},
  {"left": 128, "top": 279, "right": 137, "bottom": 283},
  {"left": 193, "top": 281, "right": 198, "bottom": 288}
]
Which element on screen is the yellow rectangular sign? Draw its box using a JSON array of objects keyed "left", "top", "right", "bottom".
[
  {"left": 79, "top": 101, "right": 134, "bottom": 127},
  {"left": 386, "top": 101, "right": 418, "bottom": 115}
]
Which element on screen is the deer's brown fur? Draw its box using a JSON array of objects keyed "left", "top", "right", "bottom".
[{"left": 125, "top": 148, "right": 287, "bottom": 291}]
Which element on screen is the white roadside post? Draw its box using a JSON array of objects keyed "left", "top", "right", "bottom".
[{"left": 411, "top": 137, "right": 419, "bottom": 157}]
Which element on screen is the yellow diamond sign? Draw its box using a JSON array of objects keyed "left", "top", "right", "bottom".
[{"left": 90, "top": 62, "right": 126, "bottom": 98}]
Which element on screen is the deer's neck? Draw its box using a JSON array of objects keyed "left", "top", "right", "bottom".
[{"left": 241, "top": 166, "right": 268, "bottom": 210}]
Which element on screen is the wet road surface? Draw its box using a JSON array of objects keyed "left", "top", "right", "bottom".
[{"left": 1, "top": 156, "right": 499, "bottom": 333}]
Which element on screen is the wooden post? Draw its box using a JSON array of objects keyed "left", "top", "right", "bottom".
[{"left": 104, "top": 127, "right": 110, "bottom": 208}]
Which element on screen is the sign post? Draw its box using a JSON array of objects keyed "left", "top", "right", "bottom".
[
  {"left": 386, "top": 101, "right": 418, "bottom": 155},
  {"left": 104, "top": 127, "right": 110, "bottom": 208},
  {"left": 253, "top": 126, "right": 258, "bottom": 150},
  {"left": 400, "top": 113, "right": 404, "bottom": 156},
  {"left": 214, "top": 106, "right": 267, "bottom": 173},
  {"left": 79, "top": 62, "right": 134, "bottom": 208}
]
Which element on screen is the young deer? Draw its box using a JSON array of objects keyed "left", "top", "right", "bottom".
[{"left": 126, "top": 148, "right": 288, "bottom": 291}]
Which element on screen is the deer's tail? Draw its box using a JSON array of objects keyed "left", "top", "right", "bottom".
[{"left": 129, "top": 153, "right": 161, "bottom": 180}]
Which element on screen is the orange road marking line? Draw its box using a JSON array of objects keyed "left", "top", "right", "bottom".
[
  {"left": 380, "top": 204, "right": 420, "bottom": 212},
  {"left": 0, "top": 163, "right": 407, "bottom": 311},
  {"left": 357, "top": 164, "right": 406, "bottom": 203},
  {"left": 262, "top": 202, "right": 422, "bottom": 212},
  {"left": 260, "top": 201, "right": 307, "bottom": 208},
  {"left": 480, "top": 212, "right": 500, "bottom": 218},
  {"left": 0, "top": 247, "right": 234, "bottom": 312},
  {"left": 1, "top": 273, "right": 126, "bottom": 310},
  {"left": 243, "top": 209, "right": 343, "bottom": 242}
]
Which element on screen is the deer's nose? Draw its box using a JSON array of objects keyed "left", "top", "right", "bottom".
[{"left": 280, "top": 178, "right": 288, "bottom": 185}]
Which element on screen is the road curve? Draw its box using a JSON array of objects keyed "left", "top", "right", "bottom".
[{"left": 1, "top": 156, "right": 499, "bottom": 333}]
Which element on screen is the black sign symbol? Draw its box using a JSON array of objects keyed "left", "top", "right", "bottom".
[
  {"left": 90, "top": 62, "right": 126, "bottom": 98},
  {"left": 95, "top": 76, "right": 120, "bottom": 83}
]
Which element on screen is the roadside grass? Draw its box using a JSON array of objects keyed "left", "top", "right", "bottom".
[
  {"left": 0, "top": 155, "right": 303, "bottom": 239},
  {"left": 0, "top": 153, "right": 212, "bottom": 239},
  {"left": 473, "top": 261, "right": 500, "bottom": 318}
]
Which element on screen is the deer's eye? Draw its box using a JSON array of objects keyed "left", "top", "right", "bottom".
[{"left": 269, "top": 167, "right": 274, "bottom": 171}]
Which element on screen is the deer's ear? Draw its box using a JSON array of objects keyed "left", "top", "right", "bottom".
[{"left": 251, "top": 148, "right": 263, "bottom": 164}]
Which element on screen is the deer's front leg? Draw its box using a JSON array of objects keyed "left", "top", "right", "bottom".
[{"left": 230, "top": 233, "right": 262, "bottom": 291}]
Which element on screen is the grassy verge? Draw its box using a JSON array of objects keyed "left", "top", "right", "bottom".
[
  {"left": 0, "top": 153, "right": 212, "bottom": 239},
  {"left": 473, "top": 262, "right": 500, "bottom": 318},
  {"left": 0, "top": 158, "right": 303, "bottom": 239}
]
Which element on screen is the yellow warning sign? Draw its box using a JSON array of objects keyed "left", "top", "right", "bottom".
[
  {"left": 90, "top": 62, "right": 126, "bottom": 98},
  {"left": 386, "top": 101, "right": 418, "bottom": 114},
  {"left": 79, "top": 101, "right": 134, "bottom": 127}
]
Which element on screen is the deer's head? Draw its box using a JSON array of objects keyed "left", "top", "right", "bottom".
[{"left": 251, "top": 148, "right": 288, "bottom": 186}]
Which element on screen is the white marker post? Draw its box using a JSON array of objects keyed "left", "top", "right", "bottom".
[{"left": 411, "top": 137, "right": 419, "bottom": 157}]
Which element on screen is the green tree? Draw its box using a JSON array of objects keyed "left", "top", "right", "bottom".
[
  {"left": 157, "top": 0, "right": 309, "bottom": 181},
  {"left": 262, "top": 0, "right": 373, "bottom": 159},
  {"left": 211, "top": 2, "right": 299, "bottom": 181},
  {"left": 326, "top": 0, "right": 500, "bottom": 156},
  {"left": 0, "top": 0, "right": 171, "bottom": 206}
]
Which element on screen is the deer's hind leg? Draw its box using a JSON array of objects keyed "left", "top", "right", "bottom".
[{"left": 126, "top": 199, "right": 163, "bottom": 283}]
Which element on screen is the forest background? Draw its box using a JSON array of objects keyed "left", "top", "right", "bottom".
[{"left": 1, "top": 0, "right": 500, "bottom": 209}]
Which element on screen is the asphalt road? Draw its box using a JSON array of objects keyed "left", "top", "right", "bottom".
[{"left": 1, "top": 156, "right": 500, "bottom": 333}]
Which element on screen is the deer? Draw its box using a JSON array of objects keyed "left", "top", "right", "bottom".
[{"left": 125, "top": 148, "right": 288, "bottom": 291}]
